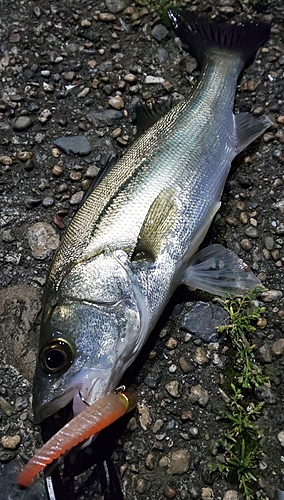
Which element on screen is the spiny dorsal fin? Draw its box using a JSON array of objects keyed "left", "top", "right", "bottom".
[
  {"left": 79, "top": 152, "right": 122, "bottom": 208},
  {"left": 133, "top": 187, "right": 178, "bottom": 262},
  {"left": 135, "top": 100, "right": 173, "bottom": 137}
]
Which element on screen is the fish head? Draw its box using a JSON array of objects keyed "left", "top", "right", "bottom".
[{"left": 33, "top": 251, "right": 148, "bottom": 423}]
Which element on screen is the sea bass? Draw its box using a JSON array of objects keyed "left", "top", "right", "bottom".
[{"left": 33, "top": 10, "right": 271, "bottom": 424}]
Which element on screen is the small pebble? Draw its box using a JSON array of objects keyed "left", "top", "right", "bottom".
[
  {"left": 0, "top": 435, "right": 20, "bottom": 450},
  {"left": 259, "top": 344, "right": 272, "bottom": 363},
  {"left": 77, "top": 87, "right": 90, "bottom": 98},
  {"left": 69, "top": 191, "right": 84, "bottom": 205},
  {"left": 151, "top": 24, "right": 169, "bottom": 42},
  {"left": 85, "top": 165, "right": 99, "bottom": 178},
  {"left": 179, "top": 356, "right": 194, "bottom": 374},
  {"left": 99, "top": 12, "right": 116, "bottom": 22},
  {"left": 135, "top": 478, "right": 147, "bottom": 494},
  {"left": 108, "top": 95, "right": 124, "bottom": 110},
  {"left": 245, "top": 226, "right": 259, "bottom": 238},
  {"left": 165, "top": 380, "right": 180, "bottom": 398},
  {"left": 39, "top": 109, "right": 52, "bottom": 123},
  {"left": 167, "top": 449, "right": 190, "bottom": 475},
  {"left": 12, "top": 116, "right": 32, "bottom": 130},
  {"left": 276, "top": 223, "right": 284, "bottom": 235},
  {"left": 137, "top": 402, "right": 151, "bottom": 430},
  {"left": 163, "top": 485, "right": 176, "bottom": 499},
  {"left": 124, "top": 73, "right": 137, "bottom": 83},
  {"left": 63, "top": 71, "right": 75, "bottom": 81},
  {"left": 189, "top": 385, "right": 209, "bottom": 407},
  {"left": 272, "top": 339, "right": 284, "bottom": 355},
  {"left": 261, "top": 290, "right": 283, "bottom": 302},
  {"left": 0, "top": 397, "right": 13, "bottom": 416},
  {"left": 70, "top": 171, "right": 82, "bottom": 182},
  {"left": 180, "top": 410, "right": 193, "bottom": 422},
  {"left": 144, "top": 75, "right": 165, "bottom": 84},
  {"left": 239, "top": 211, "right": 248, "bottom": 224},
  {"left": 54, "top": 136, "right": 91, "bottom": 156},
  {"left": 81, "top": 19, "right": 91, "bottom": 27},
  {"left": 189, "top": 426, "right": 199, "bottom": 438},
  {"left": 194, "top": 347, "right": 209, "bottom": 365},
  {"left": 165, "top": 337, "right": 177, "bottom": 349},
  {"left": 0, "top": 155, "right": 13, "bottom": 165},
  {"left": 223, "top": 491, "right": 239, "bottom": 500},
  {"left": 27, "top": 222, "right": 60, "bottom": 259},
  {"left": 42, "top": 197, "right": 55, "bottom": 208},
  {"left": 18, "top": 151, "right": 32, "bottom": 162},
  {"left": 145, "top": 453, "right": 155, "bottom": 470},
  {"left": 25, "top": 197, "right": 42, "bottom": 209},
  {"left": 278, "top": 431, "right": 284, "bottom": 447},
  {"left": 240, "top": 238, "right": 252, "bottom": 251},
  {"left": 255, "top": 385, "right": 276, "bottom": 404},
  {"left": 201, "top": 487, "right": 214, "bottom": 499},
  {"left": 52, "top": 165, "right": 63, "bottom": 176}
]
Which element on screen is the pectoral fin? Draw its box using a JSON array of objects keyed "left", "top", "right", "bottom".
[
  {"left": 133, "top": 187, "right": 178, "bottom": 261},
  {"left": 234, "top": 112, "right": 272, "bottom": 155},
  {"left": 183, "top": 244, "right": 261, "bottom": 297}
]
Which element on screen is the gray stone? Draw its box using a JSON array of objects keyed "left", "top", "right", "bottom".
[
  {"left": 87, "top": 109, "right": 123, "bottom": 127},
  {"left": 165, "top": 380, "right": 180, "bottom": 398},
  {"left": 69, "top": 191, "right": 84, "bottom": 205},
  {"left": 0, "top": 396, "right": 13, "bottom": 417},
  {"left": 25, "top": 197, "right": 42, "bottom": 209},
  {"left": 223, "top": 491, "right": 240, "bottom": 500},
  {"left": 0, "top": 285, "right": 41, "bottom": 381},
  {"left": 144, "top": 369, "right": 161, "bottom": 389},
  {"left": 245, "top": 226, "right": 259, "bottom": 238},
  {"left": 255, "top": 385, "right": 276, "bottom": 404},
  {"left": 179, "top": 356, "right": 194, "bottom": 374},
  {"left": 189, "top": 384, "right": 209, "bottom": 407},
  {"left": 261, "top": 290, "right": 283, "bottom": 302},
  {"left": 183, "top": 302, "right": 229, "bottom": 342},
  {"left": 278, "top": 431, "right": 284, "bottom": 446},
  {"left": 54, "top": 135, "right": 91, "bottom": 156},
  {"left": 167, "top": 449, "right": 190, "bottom": 475},
  {"left": 105, "top": 0, "right": 130, "bottom": 13},
  {"left": 27, "top": 222, "right": 60, "bottom": 260},
  {"left": 157, "top": 47, "right": 168, "bottom": 63},
  {"left": 42, "top": 197, "right": 54, "bottom": 208},
  {"left": 272, "top": 339, "right": 284, "bottom": 355},
  {"left": 11, "top": 116, "right": 33, "bottom": 130},
  {"left": 264, "top": 236, "right": 274, "bottom": 250},
  {"left": 151, "top": 24, "right": 169, "bottom": 42}
]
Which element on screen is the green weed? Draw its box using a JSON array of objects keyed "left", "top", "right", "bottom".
[{"left": 211, "top": 288, "right": 269, "bottom": 499}]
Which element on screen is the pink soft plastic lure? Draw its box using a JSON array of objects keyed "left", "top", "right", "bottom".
[{"left": 17, "top": 391, "right": 136, "bottom": 488}]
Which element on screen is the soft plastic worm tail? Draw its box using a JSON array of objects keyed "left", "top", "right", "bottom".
[{"left": 17, "top": 391, "right": 136, "bottom": 488}]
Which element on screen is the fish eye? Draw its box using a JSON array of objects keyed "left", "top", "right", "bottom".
[{"left": 40, "top": 338, "right": 74, "bottom": 374}]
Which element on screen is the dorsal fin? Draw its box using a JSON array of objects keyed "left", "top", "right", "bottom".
[
  {"left": 79, "top": 152, "right": 121, "bottom": 208},
  {"left": 135, "top": 100, "right": 173, "bottom": 137},
  {"left": 133, "top": 187, "right": 178, "bottom": 262}
]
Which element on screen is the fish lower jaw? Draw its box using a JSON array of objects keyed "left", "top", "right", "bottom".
[{"left": 71, "top": 369, "right": 117, "bottom": 417}]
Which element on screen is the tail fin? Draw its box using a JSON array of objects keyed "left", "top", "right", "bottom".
[{"left": 168, "top": 9, "right": 270, "bottom": 69}]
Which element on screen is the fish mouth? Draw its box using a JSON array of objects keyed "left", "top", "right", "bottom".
[
  {"left": 33, "top": 368, "right": 116, "bottom": 424},
  {"left": 33, "top": 386, "right": 75, "bottom": 424}
]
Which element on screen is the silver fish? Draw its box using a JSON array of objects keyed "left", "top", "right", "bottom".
[{"left": 33, "top": 10, "right": 271, "bottom": 423}]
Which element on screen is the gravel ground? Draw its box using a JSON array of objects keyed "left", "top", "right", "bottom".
[{"left": 0, "top": 0, "right": 283, "bottom": 499}]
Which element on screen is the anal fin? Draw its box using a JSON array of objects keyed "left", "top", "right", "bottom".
[
  {"left": 183, "top": 244, "right": 261, "bottom": 297},
  {"left": 234, "top": 112, "right": 272, "bottom": 155}
]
